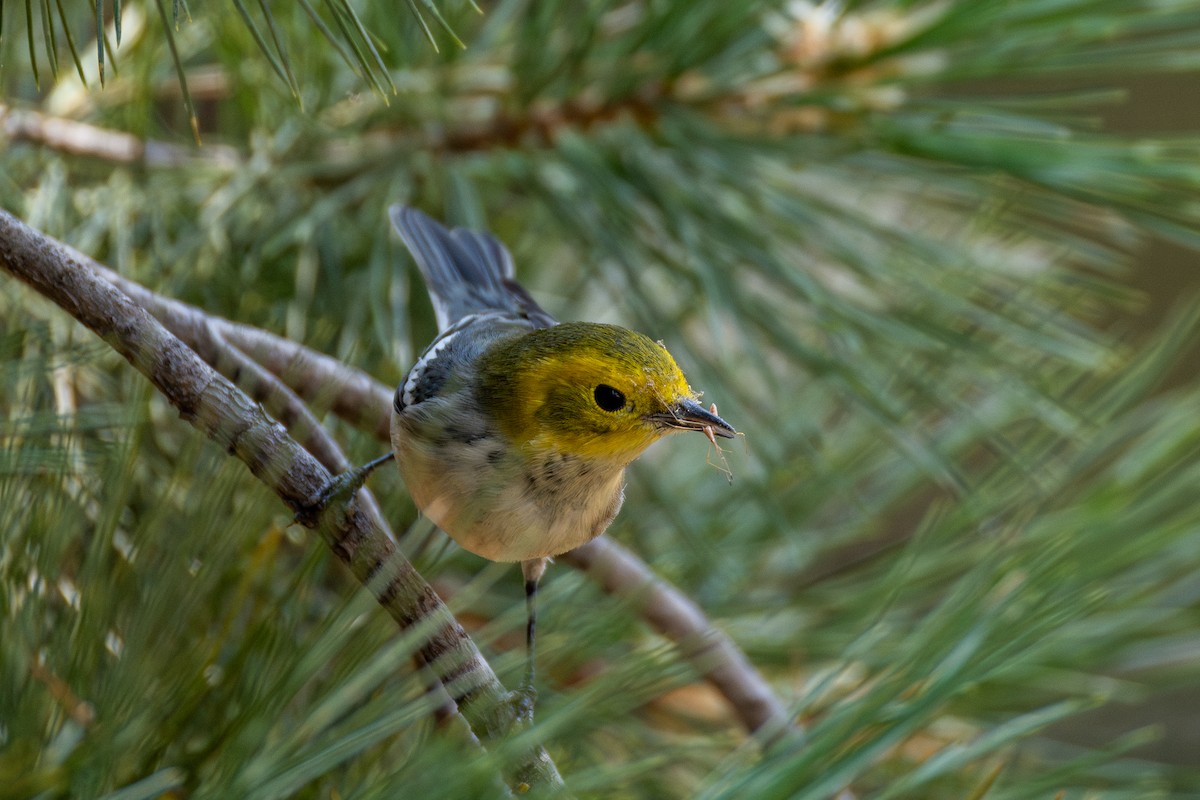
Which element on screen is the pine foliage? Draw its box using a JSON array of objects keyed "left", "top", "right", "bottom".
[{"left": 3, "top": 1, "right": 1200, "bottom": 797}]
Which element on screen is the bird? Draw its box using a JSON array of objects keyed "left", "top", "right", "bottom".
[{"left": 385, "top": 205, "right": 735, "bottom": 714}]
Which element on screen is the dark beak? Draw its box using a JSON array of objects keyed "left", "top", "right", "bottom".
[{"left": 647, "top": 398, "right": 737, "bottom": 439}]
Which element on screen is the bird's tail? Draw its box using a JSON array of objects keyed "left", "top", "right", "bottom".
[{"left": 390, "top": 205, "right": 549, "bottom": 332}]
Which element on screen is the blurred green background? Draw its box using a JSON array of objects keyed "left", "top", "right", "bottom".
[{"left": 3, "top": 2, "right": 1200, "bottom": 797}]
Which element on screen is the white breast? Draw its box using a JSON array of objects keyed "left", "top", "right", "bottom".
[{"left": 392, "top": 407, "right": 626, "bottom": 562}]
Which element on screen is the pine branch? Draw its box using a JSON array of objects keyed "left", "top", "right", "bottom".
[
  {"left": 0, "top": 209, "right": 564, "bottom": 792},
  {"left": 92, "top": 258, "right": 393, "bottom": 442}
]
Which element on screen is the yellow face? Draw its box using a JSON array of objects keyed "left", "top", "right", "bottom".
[{"left": 479, "top": 322, "right": 734, "bottom": 464}]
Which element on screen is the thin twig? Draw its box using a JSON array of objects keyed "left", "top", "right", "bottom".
[
  {"left": 90, "top": 259, "right": 392, "bottom": 442},
  {"left": 0, "top": 210, "right": 562, "bottom": 791},
  {"left": 0, "top": 104, "right": 241, "bottom": 168},
  {"left": 561, "top": 539, "right": 797, "bottom": 744}
]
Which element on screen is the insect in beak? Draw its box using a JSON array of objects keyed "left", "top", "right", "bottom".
[{"left": 646, "top": 398, "right": 737, "bottom": 439}]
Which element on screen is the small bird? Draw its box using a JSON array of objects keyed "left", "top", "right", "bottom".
[{"left": 387, "top": 206, "right": 735, "bottom": 710}]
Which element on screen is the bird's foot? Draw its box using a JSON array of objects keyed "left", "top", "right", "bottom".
[
  {"left": 509, "top": 682, "right": 537, "bottom": 727},
  {"left": 294, "top": 452, "right": 394, "bottom": 527}
]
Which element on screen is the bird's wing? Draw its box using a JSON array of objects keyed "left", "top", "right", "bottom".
[{"left": 389, "top": 205, "right": 556, "bottom": 332}]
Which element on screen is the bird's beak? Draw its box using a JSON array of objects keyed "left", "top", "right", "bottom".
[{"left": 646, "top": 398, "right": 737, "bottom": 439}]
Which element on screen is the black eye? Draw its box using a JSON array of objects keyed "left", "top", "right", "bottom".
[{"left": 593, "top": 384, "right": 626, "bottom": 412}]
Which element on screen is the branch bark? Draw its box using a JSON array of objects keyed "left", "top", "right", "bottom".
[
  {"left": 92, "top": 258, "right": 392, "bottom": 442},
  {"left": 0, "top": 209, "right": 562, "bottom": 791},
  {"left": 1, "top": 104, "right": 241, "bottom": 168},
  {"left": 560, "top": 539, "right": 794, "bottom": 742}
]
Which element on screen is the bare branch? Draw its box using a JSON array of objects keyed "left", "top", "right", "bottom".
[
  {"left": 81, "top": 248, "right": 475, "bottom": 732},
  {"left": 0, "top": 210, "right": 562, "bottom": 791},
  {"left": 561, "top": 539, "right": 797, "bottom": 744},
  {"left": 0, "top": 104, "right": 241, "bottom": 168},
  {"left": 89, "top": 259, "right": 392, "bottom": 442}
]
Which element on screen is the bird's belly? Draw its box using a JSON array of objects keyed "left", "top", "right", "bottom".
[{"left": 392, "top": 412, "right": 624, "bottom": 562}]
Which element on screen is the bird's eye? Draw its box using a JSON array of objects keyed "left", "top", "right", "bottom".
[{"left": 593, "top": 384, "right": 626, "bottom": 412}]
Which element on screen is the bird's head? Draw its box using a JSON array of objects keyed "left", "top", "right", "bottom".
[{"left": 478, "top": 322, "right": 735, "bottom": 464}]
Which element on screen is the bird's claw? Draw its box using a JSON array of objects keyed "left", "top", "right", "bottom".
[
  {"left": 294, "top": 452, "right": 394, "bottom": 527},
  {"left": 509, "top": 683, "right": 537, "bottom": 727}
]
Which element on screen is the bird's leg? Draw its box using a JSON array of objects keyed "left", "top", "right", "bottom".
[
  {"left": 513, "top": 557, "right": 547, "bottom": 724},
  {"left": 295, "top": 452, "right": 394, "bottom": 526}
]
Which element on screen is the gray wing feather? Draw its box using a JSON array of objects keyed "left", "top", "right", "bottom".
[{"left": 389, "top": 205, "right": 554, "bottom": 332}]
